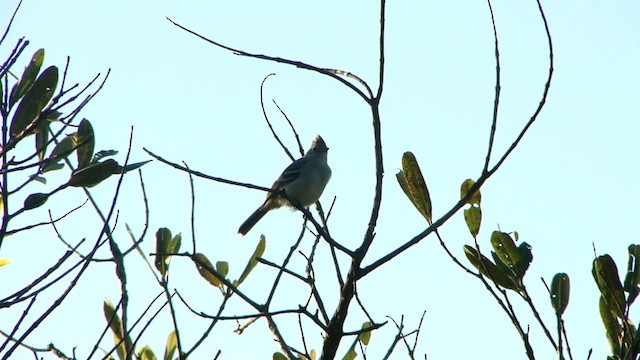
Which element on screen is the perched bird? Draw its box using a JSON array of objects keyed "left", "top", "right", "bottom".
[{"left": 238, "top": 135, "right": 332, "bottom": 235}]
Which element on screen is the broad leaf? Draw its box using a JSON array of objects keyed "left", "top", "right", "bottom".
[
  {"left": 624, "top": 244, "right": 640, "bottom": 305},
  {"left": 400, "top": 152, "right": 432, "bottom": 223},
  {"left": 68, "top": 159, "right": 121, "bottom": 187},
  {"left": 460, "top": 178, "right": 481, "bottom": 205},
  {"left": 550, "top": 273, "right": 570, "bottom": 316},
  {"left": 359, "top": 322, "right": 373, "bottom": 345},
  {"left": 237, "top": 235, "right": 266, "bottom": 285},
  {"left": 464, "top": 245, "right": 518, "bottom": 291},
  {"left": 593, "top": 255, "right": 626, "bottom": 319},
  {"left": 154, "top": 228, "right": 173, "bottom": 276},
  {"left": 10, "top": 66, "right": 58, "bottom": 138},
  {"left": 490, "top": 231, "right": 525, "bottom": 278},
  {"left": 75, "top": 119, "right": 95, "bottom": 169},
  {"left": 9, "top": 48, "right": 45, "bottom": 107},
  {"left": 42, "top": 134, "right": 76, "bottom": 173},
  {"left": 164, "top": 331, "right": 177, "bottom": 360},
  {"left": 463, "top": 206, "right": 481, "bottom": 238},
  {"left": 194, "top": 253, "right": 223, "bottom": 288},
  {"left": 23, "top": 193, "right": 48, "bottom": 210}
]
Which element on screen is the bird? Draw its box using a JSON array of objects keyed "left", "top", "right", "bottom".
[{"left": 238, "top": 135, "right": 332, "bottom": 236}]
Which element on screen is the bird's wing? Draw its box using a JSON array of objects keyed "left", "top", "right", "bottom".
[{"left": 271, "top": 157, "right": 305, "bottom": 189}]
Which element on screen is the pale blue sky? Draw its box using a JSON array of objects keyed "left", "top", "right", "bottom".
[{"left": 1, "top": 0, "right": 639, "bottom": 359}]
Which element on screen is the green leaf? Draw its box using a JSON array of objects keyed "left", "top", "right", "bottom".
[
  {"left": 154, "top": 228, "right": 173, "bottom": 276},
  {"left": 10, "top": 66, "right": 58, "bottom": 138},
  {"left": 490, "top": 231, "right": 525, "bottom": 278},
  {"left": 593, "top": 255, "right": 626, "bottom": 319},
  {"left": 42, "top": 133, "right": 76, "bottom": 173},
  {"left": 9, "top": 48, "right": 45, "bottom": 108},
  {"left": 30, "top": 175, "right": 47, "bottom": 184},
  {"left": 624, "top": 244, "right": 640, "bottom": 305},
  {"left": 216, "top": 261, "right": 229, "bottom": 278},
  {"left": 194, "top": 253, "right": 223, "bottom": 287},
  {"left": 35, "top": 123, "right": 49, "bottom": 161},
  {"left": 396, "top": 171, "right": 416, "bottom": 208},
  {"left": 491, "top": 251, "right": 514, "bottom": 277},
  {"left": 23, "top": 193, "right": 48, "bottom": 210},
  {"left": 600, "top": 296, "right": 623, "bottom": 355},
  {"left": 75, "top": 119, "right": 95, "bottom": 169},
  {"left": 68, "top": 158, "right": 121, "bottom": 187},
  {"left": 463, "top": 245, "right": 518, "bottom": 291},
  {"left": 103, "top": 298, "right": 126, "bottom": 360},
  {"left": 273, "top": 353, "right": 287, "bottom": 360},
  {"left": 463, "top": 206, "right": 481, "bottom": 238},
  {"left": 122, "top": 160, "right": 152, "bottom": 173},
  {"left": 164, "top": 331, "right": 177, "bottom": 360},
  {"left": 342, "top": 348, "right": 357, "bottom": 360},
  {"left": 359, "top": 322, "right": 373, "bottom": 345},
  {"left": 237, "top": 235, "right": 266, "bottom": 285},
  {"left": 550, "top": 273, "right": 570, "bottom": 316},
  {"left": 137, "top": 346, "right": 157, "bottom": 360},
  {"left": 400, "top": 152, "right": 432, "bottom": 223},
  {"left": 460, "top": 178, "right": 481, "bottom": 205}
]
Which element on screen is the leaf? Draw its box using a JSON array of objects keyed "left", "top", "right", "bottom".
[
  {"left": 624, "top": 244, "right": 640, "bottom": 305},
  {"left": 9, "top": 48, "right": 45, "bottom": 107},
  {"left": 463, "top": 206, "right": 481, "bottom": 238},
  {"left": 400, "top": 152, "right": 432, "bottom": 223},
  {"left": 460, "top": 178, "right": 481, "bottom": 205},
  {"left": 273, "top": 353, "right": 287, "bottom": 360},
  {"left": 396, "top": 171, "right": 416, "bottom": 208},
  {"left": 122, "top": 160, "right": 152, "bottom": 173},
  {"left": 75, "top": 119, "right": 95, "bottom": 169},
  {"left": 490, "top": 231, "right": 525, "bottom": 278},
  {"left": 342, "top": 348, "right": 357, "bottom": 360},
  {"left": 103, "top": 298, "right": 126, "bottom": 360},
  {"left": 164, "top": 331, "right": 177, "bottom": 360},
  {"left": 35, "top": 123, "right": 49, "bottom": 161},
  {"left": 0, "top": 259, "right": 10, "bottom": 267},
  {"left": 194, "top": 253, "right": 223, "bottom": 287},
  {"left": 10, "top": 66, "right": 58, "bottom": 138},
  {"left": 237, "top": 235, "right": 266, "bottom": 285},
  {"left": 216, "top": 261, "right": 229, "bottom": 278},
  {"left": 23, "top": 193, "right": 48, "bottom": 210},
  {"left": 599, "top": 296, "right": 623, "bottom": 355},
  {"left": 359, "top": 322, "right": 373, "bottom": 345},
  {"left": 550, "top": 273, "right": 570, "bottom": 316},
  {"left": 463, "top": 245, "right": 518, "bottom": 291},
  {"left": 42, "top": 134, "right": 76, "bottom": 173},
  {"left": 137, "top": 346, "right": 157, "bottom": 360},
  {"left": 103, "top": 298, "right": 123, "bottom": 338},
  {"left": 68, "top": 159, "right": 121, "bottom": 187},
  {"left": 154, "top": 228, "right": 173, "bottom": 276},
  {"left": 593, "top": 255, "right": 626, "bottom": 319}
]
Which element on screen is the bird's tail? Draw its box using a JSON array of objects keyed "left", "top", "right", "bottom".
[{"left": 238, "top": 206, "right": 269, "bottom": 236}]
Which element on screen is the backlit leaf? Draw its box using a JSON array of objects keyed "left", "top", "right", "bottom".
[
  {"left": 464, "top": 245, "right": 518, "bottom": 291},
  {"left": 237, "top": 235, "right": 266, "bottom": 285},
  {"left": 194, "top": 253, "right": 222, "bottom": 287},
  {"left": 550, "top": 273, "right": 570, "bottom": 316},
  {"left": 9, "top": 48, "right": 45, "bottom": 107},
  {"left": 75, "top": 119, "right": 95, "bottom": 169},
  {"left": 10, "top": 66, "right": 58, "bottom": 138},
  {"left": 400, "top": 152, "right": 432, "bottom": 223},
  {"left": 68, "top": 159, "right": 121, "bottom": 187},
  {"left": 593, "top": 255, "right": 625, "bottom": 319}
]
